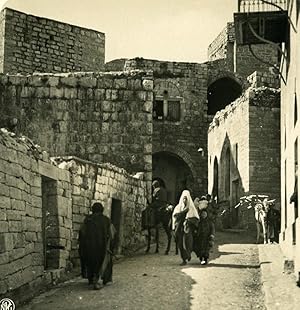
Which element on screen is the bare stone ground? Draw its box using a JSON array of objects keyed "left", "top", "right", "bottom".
[{"left": 19, "top": 230, "right": 265, "bottom": 310}]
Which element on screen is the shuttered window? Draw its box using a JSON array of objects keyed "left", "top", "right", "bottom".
[{"left": 167, "top": 100, "right": 180, "bottom": 121}]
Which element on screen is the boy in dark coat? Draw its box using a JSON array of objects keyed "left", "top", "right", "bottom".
[{"left": 197, "top": 209, "right": 215, "bottom": 265}]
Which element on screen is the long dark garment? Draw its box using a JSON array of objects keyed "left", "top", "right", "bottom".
[
  {"left": 194, "top": 217, "right": 215, "bottom": 260},
  {"left": 174, "top": 211, "right": 198, "bottom": 261},
  {"left": 79, "top": 213, "right": 110, "bottom": 284},
  {"left": 101, "top": 223, "right": 116, "bottom": 285},
  {"left": 174, "top": 210, "right": 189, "bottom": 261}
]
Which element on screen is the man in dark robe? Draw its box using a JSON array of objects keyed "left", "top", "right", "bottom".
[
  {"left": 79, "top": 202, "right": 111, "bottom": 290},
  {"left": 151, "top": 180, "right": 168, "bottom": 223}
]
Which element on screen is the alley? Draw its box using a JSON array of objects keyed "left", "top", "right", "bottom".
[{"left": 19, "top": 231, "right": 265, "bottom": 310}]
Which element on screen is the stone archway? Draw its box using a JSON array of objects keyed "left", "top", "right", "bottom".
[
  {"left": 207, "top": 76, "right": 243, "bottom": 115},
  {"left": 152, "top": 151, "right": 194, "bottom": 205}
]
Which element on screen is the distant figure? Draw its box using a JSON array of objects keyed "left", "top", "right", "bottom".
[
  {"left": 198, "top": 195, "right": 209, "bottom": 211},
  {"left": 196, "top": 209, "right": 215, "bottom": 265},
  {"left": 79, "top": 202, "right": 112, "bottom": 290},
  {"left": 266, "top": 202, "right": 280, "bottom": 243},
  {"left": 173, "top": 190, "right": 199, "bottom": 266}
]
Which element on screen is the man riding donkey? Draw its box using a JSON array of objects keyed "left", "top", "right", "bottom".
[{"left": 142, "top": 180, "right": 175, "bottom": 254}]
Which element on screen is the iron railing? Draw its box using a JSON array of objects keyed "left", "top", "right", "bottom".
[{"left": 238, "top": 0, "right": 287, "bottom": 12}]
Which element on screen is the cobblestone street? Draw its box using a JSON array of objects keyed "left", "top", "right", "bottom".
[{"left": 19, "top": 231, "right": 265, "bottom": 310}]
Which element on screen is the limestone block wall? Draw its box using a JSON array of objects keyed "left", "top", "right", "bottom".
[
  {"left": 207, "top": 21, "right": 279, "bottom": 79},
  {"left": 208, "top": 92, "right": 250, "bottom": 200},
  {"left": 0, "top": 70, "right": 153, "bottom": 196},
  {"left": 0, "top": 130, "right": 148, "bottom": 300},
  {"left": 207, "top": 22, "right": 235, "bottom": 71},
  {"left": 56, "top": 157, "right": 147, "bottom": 264},
  {"left": 124, "top": 58, "right": 209, "bottom": 196},
  {"left": 247, "top": 71, "right": 280, "bottom": 89},
  {"left": 248, "top": 88, "right": 281, "bottom": 200},
  {"left": 0, "top": 129, "right": 71, "bottom": 300},
  {"left": 234, "top": 44, "right": 279, "bottom": 78},
  {"left": 0, "top": 8, "right": 105, "bottom": 74}
]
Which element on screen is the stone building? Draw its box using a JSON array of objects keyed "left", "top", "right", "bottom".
[
  {"left": 208, "top": 71, "right": 280, "bottom": 228},
  {"left": 0, "top": 8, "right": 105, "bottom": 74},
  {"left": 277, "top": 0, "right": 300, "bottom": 281}
]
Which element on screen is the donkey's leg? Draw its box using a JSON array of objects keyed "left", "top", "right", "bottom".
[
  {"left": 145, "top": 228, "right": 151, "bottom": 253},
  {"left": 163, "top": 223, "right": 172, "bottom": 255},
  {"left": 262, "top": 221, "right": 267, "bottom": 244},
  {"left": 155, "top": 226, "right": 159, "bottom": 253},
  {"left": 256, "top": 221, "right": 261, "bottom": 244}
]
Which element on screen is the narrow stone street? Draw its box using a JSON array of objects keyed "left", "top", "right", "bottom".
[{"left": 19, "top": 230, "right": 265, "bottom": 310}]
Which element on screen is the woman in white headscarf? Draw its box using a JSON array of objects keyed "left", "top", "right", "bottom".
[{"left": 172, "top": 190, "right": 199, "bottom": 265}]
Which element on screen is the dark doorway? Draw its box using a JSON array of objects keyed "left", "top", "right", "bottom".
[
  {"left": 207, "top": 77, "right": 242, "bottom": 115},
  {"left": 42, "top": 176, "right": 59, "bottom": 269},
  {"left": 111, "top": 199, "right": 122, "bottom": 252},
  {"left": 152, "top": 152, "right": 194, "bottom": 205}
]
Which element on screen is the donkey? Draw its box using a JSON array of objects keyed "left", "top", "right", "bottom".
[
  {"left": 236, "top": 195, "right": 275, "bottom": 244},
  {"left": 144, "top": 204, "right": 178, "bottom": 255}
]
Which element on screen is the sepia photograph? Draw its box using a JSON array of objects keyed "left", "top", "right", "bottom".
[{"left": 0, "top": 0, "right": 299, "bottom": 309}]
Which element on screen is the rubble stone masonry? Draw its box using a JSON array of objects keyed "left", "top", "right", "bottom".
[{"left": 0, "top": 8, "right": 105, "bottom": 74}]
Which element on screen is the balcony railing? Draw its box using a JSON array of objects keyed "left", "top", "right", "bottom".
[{"left": 238, "top": 0, "right": 287, "bottom": 12}]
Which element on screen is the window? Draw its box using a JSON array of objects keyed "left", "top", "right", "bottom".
[
  {"left": 153, "top": 100, "right": 164, "bottom": 120},
  {"left": 153, "top": 97, "right": 181, "bottom": 122},
  {"left": 167, "top": 100, "right": 180, "bottom": 121}
]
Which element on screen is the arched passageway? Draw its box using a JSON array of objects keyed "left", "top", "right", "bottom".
[
  {"left": 207, "top": 77, "right": 242, "bottom": 115},
  {"left": 152, "top": 151, "right": 194, "bottom": 205}
]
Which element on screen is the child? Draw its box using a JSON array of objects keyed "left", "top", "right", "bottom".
[{"left": 197, "top": 209, "right": 215, "bottom": 265}]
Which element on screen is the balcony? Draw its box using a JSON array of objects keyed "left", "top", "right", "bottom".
[{"left": 234, "top": 0, "right": 289, "bottom": 45}]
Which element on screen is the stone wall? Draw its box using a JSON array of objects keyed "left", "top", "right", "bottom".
[
  {"left": 208, "top": 82, "right": 280, "bottom": 229},
  {"left": 105, "top": 59, "right": 127, "bottom": 72},
  {"left": 0, "top": 130, "right": 148, "bottom": 302},
  {"left": 249, "top": 88, "right": 281, "bottom": 200},
  {"left": 0, "top": 129, "right": 72, "bottom": 301},
  {"left": 234, "top": 44, "right": 279, "bottom": 79},
  {"left": 125, "top": 58, "right": 209, "bottom": 197},
  {"left": 0, "top": 70, "right": 153, "bottom": 196},
  {"left": 247, "top": 71, "right": 280, "bottom": 89},
  {"left": 1, "top": 8, "right": 105, "bottom": 74},
  {"left": 207, "top": 23, "right": 235, "bottom": 72},
  {"left": 55, "top": 156, "right": 147, "bottom": 263},
  {"left": 207, "top": 21, "right": 279, "bottom": 79}
]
